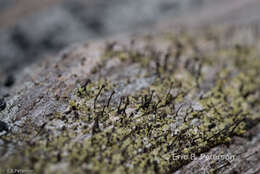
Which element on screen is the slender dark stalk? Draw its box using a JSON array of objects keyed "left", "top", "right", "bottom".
[
  {"left": 164, "top": 53, "right": 170, "bottom": 71},
  {"left": 175, "top": 104, "right": 184, "bottom": 117},
  {"left": 106, "top": 90, "right": 115, "bottom": 108},
  {"left": 165, "top": 82, "right": 174, "bottom": 105},
  {"left": 92, "top": 115, "right": 100, "bottom": 135},
  {"left": 94, "top": 85, "right": 105, "bottom": 110},
  {"left": 117, "top": 97, "right": 124, "bottom": 114}
]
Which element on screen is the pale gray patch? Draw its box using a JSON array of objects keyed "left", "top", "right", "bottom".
[{"left": 192, "top": 102, "right": 204, "bottom": 111}]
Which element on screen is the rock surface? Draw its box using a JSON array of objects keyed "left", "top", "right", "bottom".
[
  {"left": 0, "top": 24, "right": 259, "bottom": 173},
  {"left": 1, "top": 0, "right": 260, "bottom": 77},
  {"left": 1, "top": 1, "right": 260, "bottom": 173}
]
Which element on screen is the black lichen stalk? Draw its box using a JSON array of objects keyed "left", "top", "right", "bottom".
[{"left": 0, "top": 98, "right": 6, "bottom": 111}]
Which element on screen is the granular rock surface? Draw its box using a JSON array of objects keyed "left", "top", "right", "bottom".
[{"left": 0, "top": 25, "right": 259, "bottom": 173}]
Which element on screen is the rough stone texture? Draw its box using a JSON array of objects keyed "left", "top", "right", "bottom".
[
  {"left": 175, "top": 124, "right": 260, "bottom": 174},
  {"left": 1, "top": 0, "right": 260, "bottom": 77},
  {"left": 0, "top": 0, "right": 204, "bottom": 75},
  {"left": 0, "top": 24, "right": 259, "bottom": 173}
]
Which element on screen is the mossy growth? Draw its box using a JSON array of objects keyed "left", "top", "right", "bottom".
[{"left": 1, "top": 27, "right": 260, "bottom": 174}]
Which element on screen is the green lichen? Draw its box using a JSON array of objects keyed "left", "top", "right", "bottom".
[{"left": 1, "top": 27, "right": 260, "bottom": 174}]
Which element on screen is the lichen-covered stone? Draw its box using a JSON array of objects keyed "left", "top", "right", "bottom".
[{"left": 0, "top": 25, "right": 260, "bottom": 174}]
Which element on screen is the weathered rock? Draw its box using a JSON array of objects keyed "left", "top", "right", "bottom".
[
  {"left": 1, "top": 0, "right": 260, "bottom": 78},
  {"left": 0, "top": 25, "right": 260, "bottom": 174}
]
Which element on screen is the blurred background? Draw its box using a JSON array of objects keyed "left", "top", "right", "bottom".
[{"left": 0, "top": 0, "right": 260, "bottom": 81}]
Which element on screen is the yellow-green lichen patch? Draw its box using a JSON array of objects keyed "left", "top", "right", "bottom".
[{"left": 1, "top": 27, "right": 260, "bottom": 174}]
